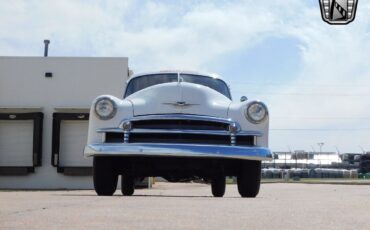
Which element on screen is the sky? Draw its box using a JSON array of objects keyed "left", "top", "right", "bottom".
[{"left": 1, "top": 0, "right": 370, "bottom": 153}]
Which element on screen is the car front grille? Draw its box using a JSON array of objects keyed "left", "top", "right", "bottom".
[
  {"left": 102, "top": 115, "right": 257, "bottom": 147},
  {"left": 131, "top": 133, "right": 231, "bottom": 145},
  {"left": 131, "top": 119, "right": 229, "bottom": 131}
]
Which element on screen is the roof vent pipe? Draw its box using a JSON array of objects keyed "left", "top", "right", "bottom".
[{"left": 43, "top": 40, "right": 50, "bottom": 57}]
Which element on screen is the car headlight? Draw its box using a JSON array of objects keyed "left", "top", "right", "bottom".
[
  {"left": 245, "top": 101, "right": 268, "bottom": 124},
  {"left": 94, "top": 97, "right": 117, "bottom": 120}
]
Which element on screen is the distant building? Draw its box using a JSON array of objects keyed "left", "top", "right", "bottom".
[
  {"left": 264, "top": 150, "right": 347, "bottom": 168},
  {"left": 359, "top": 153, "right": 370, "bottom": 173}
]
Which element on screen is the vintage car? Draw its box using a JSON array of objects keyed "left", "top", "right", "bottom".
[{"left": 84, "top": 71, "right": 272, "bottom": 197}]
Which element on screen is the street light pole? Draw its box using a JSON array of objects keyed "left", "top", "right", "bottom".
[{"left": 318, "top": 142, "right": 324, "bottom": 153}]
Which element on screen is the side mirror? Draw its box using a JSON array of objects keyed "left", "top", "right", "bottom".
[{"left": 240, "top": 96, "right": 248, "bottom": 102}]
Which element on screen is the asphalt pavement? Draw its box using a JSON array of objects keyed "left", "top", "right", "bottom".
[{"left": 1, "top": 182, "right": 369, "bottom": 230}]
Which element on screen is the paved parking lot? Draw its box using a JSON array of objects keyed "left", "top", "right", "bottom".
[{"left": 1, "top": 182, "right": 369, "bottom": 230}]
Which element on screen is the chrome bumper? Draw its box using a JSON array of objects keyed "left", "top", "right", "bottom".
[{"left": 84, "top": 143, "right": 272, "bottom": 161}]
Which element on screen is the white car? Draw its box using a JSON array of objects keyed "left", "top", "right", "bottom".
[{"left": 84, "top": 71, "right": 272, "bottom": 197}]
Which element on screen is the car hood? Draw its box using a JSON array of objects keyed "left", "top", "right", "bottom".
[{"left": 126, "top": 82, "right": 232, "bottom": 118}]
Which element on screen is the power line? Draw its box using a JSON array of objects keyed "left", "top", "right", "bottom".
[
  {"left": 230, "top": 83, "right": 370, "bottom": 96},
  {"left": 271, "top": 128, "right": 370, "bottom": 131},
  {"left": 246, "top": 92, "right": 370, "bottom": 96},
  {"left": 230, "top": 82, "right": 370, "bottom": 87},
  {"left": 273, "top": 117, "right": 370, "bottom": 120}
]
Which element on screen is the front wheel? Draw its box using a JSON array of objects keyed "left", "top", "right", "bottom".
[
  {"left": 93, "top": 157, "right": 118, "bottom": 196},
  {"left": 121, "top": 174, "right": 135, "bottom": 196},
  {"left": 211, "top": 175, "right": 225, "bottom": 197},
  {"left": 237, "top": 160, "right": 261, "bottom": 198}
]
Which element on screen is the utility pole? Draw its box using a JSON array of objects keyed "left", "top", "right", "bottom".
[
  {"left": 318, "top": 142, "right": 324, "bottom": 169},
  {"left": 335, "top": 146, "right": 341, "bottom": 163}
]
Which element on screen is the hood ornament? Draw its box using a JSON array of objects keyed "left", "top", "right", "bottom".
[{"left": 162, "top": 101, "right": 200, "bottom": 107}]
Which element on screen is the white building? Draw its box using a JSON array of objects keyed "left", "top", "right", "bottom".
[{"left": 0, "top": 56, "right": 128, "bottom": 189}]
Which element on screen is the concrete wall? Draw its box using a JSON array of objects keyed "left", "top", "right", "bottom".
[{"left": 0, "top": 57, "right": 128, "bottom": 189}]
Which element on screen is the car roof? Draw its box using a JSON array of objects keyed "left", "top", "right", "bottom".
[{"left": 128, "top": 70, "right": 226, "bottom": 82}]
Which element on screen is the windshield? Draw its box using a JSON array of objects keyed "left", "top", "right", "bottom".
[
  {"left": 180, "top": 74, "right": 231, "bottom": 99},
  {"left": 124, "top": 73, "right": 231, "bottom": 99},
  {"left": 124, "top": 74, "right": 178, "bottom": 97}
]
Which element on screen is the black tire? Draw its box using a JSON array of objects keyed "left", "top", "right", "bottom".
[
  {"left": 211, "top": 175, "right": 226, "bottom": 197},
  {"left": 121, "top": 174, "right": 135, "bottom": 196},
  {"left": 93, "top": 157, "right": 118, "bottom": 196},
  {"left": 237, "top": 160, "right": 261, "bottom": 198}
]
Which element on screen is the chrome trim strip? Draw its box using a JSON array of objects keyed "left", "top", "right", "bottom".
[
  {"left": 97, "top": 128, "right": 125, "bottom": 133},
  {"left": 230, "top": 133, "right": 236, "bottom": 146},
  {"left": 102, "top": 132, "right": 106, "bottom": 142},
  {"left": 96, "top": 128, "right": 263, "bottom": 137},
  {"left": 123, "top": 132, "right": 129, "bottom": 143},
  {"left": 124, "top": 114, "right": 234, "bottom": 125},
  {"left": 238, "top": 130, "right": 264, "bottom": 136},
  {"left": 162, "top": 102, "right": 200, "bottom": 107},
  {"left": 84, "top": 143, "right": 272, "bottom": 161}
]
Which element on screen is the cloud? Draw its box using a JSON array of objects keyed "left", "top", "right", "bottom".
[
  {"left": 262, "top": 2, "right": 370, "bottom": 151},
  {"left": 0, "top": 1, "right": 300, "bottom": 68}
]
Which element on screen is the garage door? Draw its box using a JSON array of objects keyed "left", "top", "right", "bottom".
[
  {"left": 52, "top": 112, "right": 92, "bottom": 176},
  {"left": 0, "top": 112, "right": 43, "bottom": 175}
]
